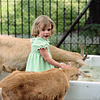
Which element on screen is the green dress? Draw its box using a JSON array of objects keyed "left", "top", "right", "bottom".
[{"left": 25, "top": 37, "right": 54, "bottom": 72}]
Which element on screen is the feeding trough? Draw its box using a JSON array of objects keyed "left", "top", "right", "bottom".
[{"left": 64, "top": 55, "right": 100, "bottom": 100}]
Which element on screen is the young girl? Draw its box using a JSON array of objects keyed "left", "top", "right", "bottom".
[{"left": 25, "top": 15, "right": 71, "bottom": 72}]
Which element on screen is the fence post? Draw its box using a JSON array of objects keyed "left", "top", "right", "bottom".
[{"left": 56, "top": 0, "right": 93, "bottom": 48}]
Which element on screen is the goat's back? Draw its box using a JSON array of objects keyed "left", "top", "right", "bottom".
[{"left": 0, "top": 68, "right": 69, "bottom": 100}]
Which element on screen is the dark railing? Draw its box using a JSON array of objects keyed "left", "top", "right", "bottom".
[
  {"left": 0, "top": 0, "right": 100, "bottom": 54},
  {"left": 56, "top": 0, "right": 93, "bottom": 47}
]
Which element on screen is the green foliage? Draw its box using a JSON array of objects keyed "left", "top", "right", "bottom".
[
  {"left": 1, "top": 0, "right": 99, "bottom": 55},
  {"left": 0, "top": 0, "right": 89, "bottom": 35},
  {"left": 84, "top": 44, "right": 100, "bottom": 55},
  {"left": 81, "top": 24, "right": 100, "bottom": 38},
  {"left": 63, "top": 44, "right": 100, "bottom": 55}
]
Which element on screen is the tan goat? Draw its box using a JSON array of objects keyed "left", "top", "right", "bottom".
[
  {"left": 0, "top": 67, "right": 83, "bottom": 100},
  {"left": 50, "top": 45, "right": 88, "bottom": 69},
  {"left": 0, "top": 35, "right": 88, "bottom": 74}
]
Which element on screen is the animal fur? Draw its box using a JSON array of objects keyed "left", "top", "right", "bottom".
[
  {"left": 0, "top": 35, "right": 88, "bottom": 73},
  {"left": 0, "top": 67, "right": 80, "bottom": 100}
]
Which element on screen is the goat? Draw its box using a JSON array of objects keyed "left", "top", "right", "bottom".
[
  {"left": 0, "top": 35, "right": 88, "bottom": 74},
  {"left": 0, "top": 67, "right": 86, "bottom": 100}
]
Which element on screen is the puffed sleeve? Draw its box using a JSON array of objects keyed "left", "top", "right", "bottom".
[{"left": 31, "top": 37, "right": 49, "bottom": 51}]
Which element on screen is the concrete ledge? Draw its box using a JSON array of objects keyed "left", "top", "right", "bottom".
[
  {"left": 64, "top": 55, "right": 100, "bottom": 100},
  {"left": 64, "top": 81, "right": 100, "bottom": 100}
]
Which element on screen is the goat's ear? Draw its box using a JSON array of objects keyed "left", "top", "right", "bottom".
[
  {"left": 76, "top": 59, "right": 90, "bottom": 67},
  {"left": 78, "top": 70, "right": 90, "bottom": 77}
]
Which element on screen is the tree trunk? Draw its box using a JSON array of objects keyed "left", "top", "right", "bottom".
[{"left": 86, "top": 0, "right": 100, "bottom": 24}]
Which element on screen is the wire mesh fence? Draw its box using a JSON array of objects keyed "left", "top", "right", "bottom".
[{"left": 0, "top": 0, "right": 100, "bottom": 54}]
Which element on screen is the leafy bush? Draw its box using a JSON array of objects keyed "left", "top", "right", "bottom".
[
  {"left": 1, "top": 0, "right": 99, "bottom": 55},
  {"left": 81, "top": 24, "right": 100, "bottom": 38},
  {"left": 0, "top": 0, "right": 88, "bottom": 35},
  {"left": 84, "top": 44, "right": 100, "bottom": 55}
]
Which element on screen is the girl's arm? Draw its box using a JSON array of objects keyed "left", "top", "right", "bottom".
[{"left": 39, "top": 48, "right": 71, "bottom": 69}]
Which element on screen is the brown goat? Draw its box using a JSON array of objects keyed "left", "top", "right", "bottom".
[
  {"left": 0, "top": 35, "right": 88, "bottom": 74},
  {"left": 0, "top": 67, "right": 82, "bottom": 100}
]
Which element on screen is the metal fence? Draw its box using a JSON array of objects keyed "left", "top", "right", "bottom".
[{"left": 0, "top": 0, "right": 100, "bottom": 54}]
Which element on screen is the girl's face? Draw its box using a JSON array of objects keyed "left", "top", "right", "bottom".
[{"left": 38, "top": 24, "right": 52, "bottom": 40}]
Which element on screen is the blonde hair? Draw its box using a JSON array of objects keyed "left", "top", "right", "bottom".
[{"left": 31, "top": 15, "right": 55, "bottom": 37}]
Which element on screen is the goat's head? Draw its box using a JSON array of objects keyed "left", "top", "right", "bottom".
[{"left": 62, "top": 67, "right": 90, "bottom": 81}]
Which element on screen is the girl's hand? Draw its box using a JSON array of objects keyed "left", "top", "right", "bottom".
[{"left": 61, "top": 64, "right": 72, "bottom": 69}]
